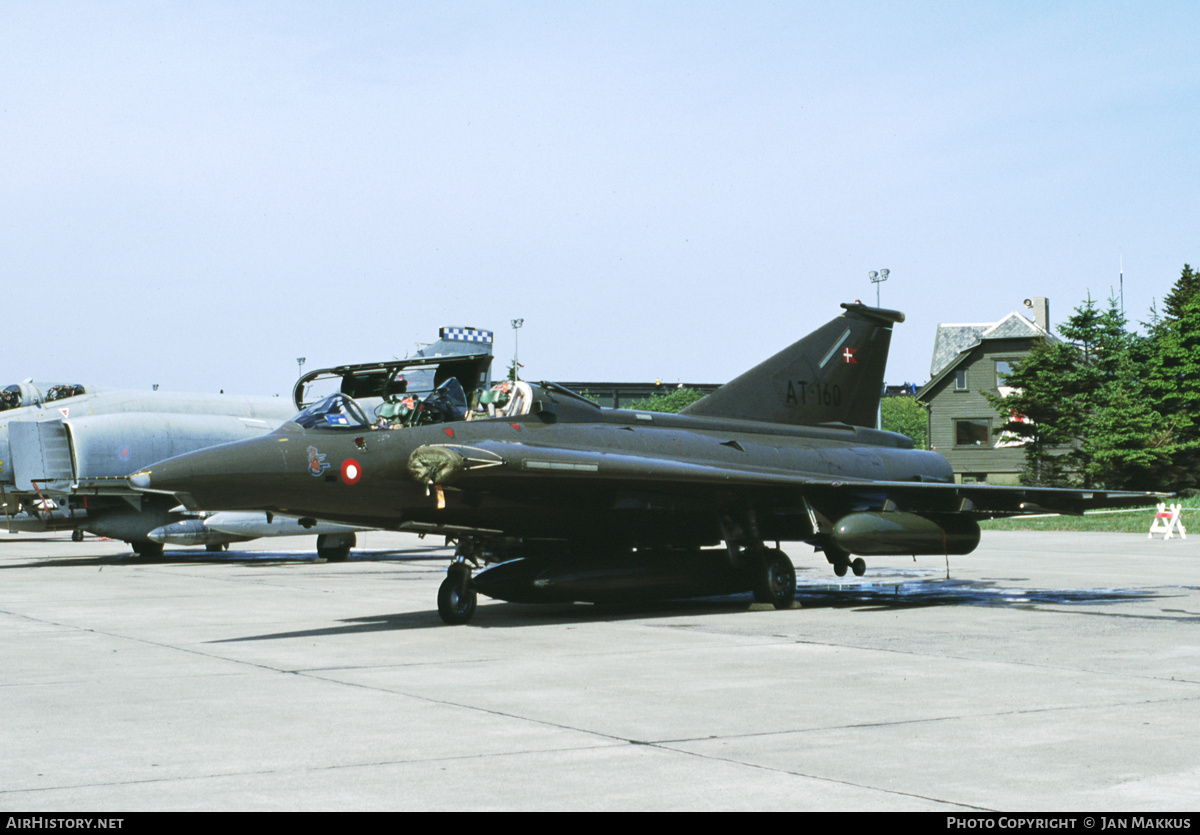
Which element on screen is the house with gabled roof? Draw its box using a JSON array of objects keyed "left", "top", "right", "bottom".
[{"left": 915, "top": 298, "right": 1057, "bottom": 484}]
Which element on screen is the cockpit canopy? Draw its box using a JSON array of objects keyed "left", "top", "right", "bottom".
[
  {"left": 288, "top": 394, "right": 372, "bottom": 430},
  {"left": 286, "top": 377, "right": 474, "bottom": 432},
  {"left": 1, "top": 382, "right": 87, "bottom": 412}
]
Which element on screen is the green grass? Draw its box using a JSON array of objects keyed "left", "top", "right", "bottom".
[{"left": 979, "top": 495, "right": 1200, "bottom": 533}]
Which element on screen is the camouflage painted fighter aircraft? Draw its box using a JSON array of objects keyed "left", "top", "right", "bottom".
[{"left": 131, "top": 305, "right": 1161, "bottom": 623}]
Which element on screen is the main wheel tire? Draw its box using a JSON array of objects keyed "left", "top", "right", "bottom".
[
  {"left": 753, "top": 549, "right": 796, "bottom": 609},
  {"left": 438, "top": 575, "right": 478, "bottom": 625}
]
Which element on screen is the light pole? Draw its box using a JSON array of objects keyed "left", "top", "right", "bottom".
[
  {"left": 297, "top": 357, "right": 306, "bottom": 378},
  {"left": 868, "top": 269, "right": 889, "bottom": 307},
  {"left": 510, "top": 319, "right": 524, "bottom": 381},
  {"left": 866, "top": 272, "right": 889, "bottom": 429}
]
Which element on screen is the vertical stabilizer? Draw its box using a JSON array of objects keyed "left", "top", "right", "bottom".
[{"left": 680, "top": 303, "right": 903, "bottom": 427}]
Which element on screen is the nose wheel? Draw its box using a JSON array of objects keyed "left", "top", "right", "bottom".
[{"left": 437, "top": 561, "right": 478, "bottom": 624}]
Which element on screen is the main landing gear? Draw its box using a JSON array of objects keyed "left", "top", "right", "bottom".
[
  {"left": 720, "top": 515, "right": 796, "bottom": 610},
  {"left": 751, "top": 547, "right": 797, "bottom": 609}
]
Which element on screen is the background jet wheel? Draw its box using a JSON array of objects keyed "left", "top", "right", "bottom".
[
  {"left": 316, "top": 532, "right": 356, "bottom": 561},
  {"left": 129, "top": 539, "right": 163, "bottom": 559},
  {"left": 437, "top": 574, "right": 478, "bottom": 625},
  {"left": 851, "top": 557, "right": 866, "bottom": 576},
  {"left": 753, "top": 548, "right": 796, "bottom": 609}
]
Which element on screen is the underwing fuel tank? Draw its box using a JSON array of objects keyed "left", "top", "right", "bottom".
[
  {"left": 473, "top": 551, "right": 754, "bottom": 604},
  {"left": 831, "top": 512, "right": 981, "bottom": 556},
  {"left": 146, "top": 519, "right": 253, "bottom": 548}
]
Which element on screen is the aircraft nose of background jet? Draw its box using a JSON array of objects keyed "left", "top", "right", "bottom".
[{"left": 131, "top": 437, "right": 287, "bottom": 510}]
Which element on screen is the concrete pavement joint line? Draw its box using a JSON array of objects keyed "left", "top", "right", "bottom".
[
  {"left": 637, "top": 693, "right": 1200, "bottom": 746},
  {"left": 292, "top": 668, "right": 653, "bottom": 745},
  {"left": 778, "top": 637, "right": 1200, "bottom": 686},
  {"left": 0, "top": 742, "right": 626, "bottom": 800},
  {"left": 638, "top": 742, "right": 995, "bottom": 812},
  {"left": 1021, "top": 606, "right": 1200, "bottom": 623}
]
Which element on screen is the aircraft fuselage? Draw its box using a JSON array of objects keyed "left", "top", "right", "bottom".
[{"left": 138, "top": 402, "right": 950, "bottom": 549}]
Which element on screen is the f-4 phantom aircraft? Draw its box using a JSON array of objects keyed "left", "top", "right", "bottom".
[
  {"left": 0, "top": 381, "right": 299, "bottom": 555},
  {"left": 132, "top": 304, "right": 1161, "bottom": 623}
]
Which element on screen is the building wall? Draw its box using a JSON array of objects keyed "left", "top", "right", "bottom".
[{"left": 923, "top": 337, "right": 1039, "bottom": 485}]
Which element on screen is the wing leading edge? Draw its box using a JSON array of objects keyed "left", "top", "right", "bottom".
[{"left": 410, "top": 440, "right": 1165, "bottom": 518}]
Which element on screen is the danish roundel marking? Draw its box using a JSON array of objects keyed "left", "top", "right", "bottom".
[{"left": 341, "top": 458, "right": 363, "bottom": 485}]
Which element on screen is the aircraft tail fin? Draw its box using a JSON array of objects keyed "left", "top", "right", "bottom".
[{"left": 680, "top": 303, "right": 903, "bottom": 427}]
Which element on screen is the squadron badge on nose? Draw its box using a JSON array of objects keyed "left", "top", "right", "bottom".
[{"left": 307, "top": 446, "right": 330, "bottom": 476}]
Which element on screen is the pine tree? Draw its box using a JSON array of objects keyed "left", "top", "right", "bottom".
[
  {"left": 1145, "top": 282, "right": 1200, "bottom": 487},
  {"left": 1162, "top": 264, "right": 1200, "bottom": 321},
  {"left": 1074, "top": 354, "right": 1172, "bottom": 490}
]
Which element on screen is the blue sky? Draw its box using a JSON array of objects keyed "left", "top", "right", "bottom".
[{"left": 3, "top": 2, "right": 1197, "bottom": 397}]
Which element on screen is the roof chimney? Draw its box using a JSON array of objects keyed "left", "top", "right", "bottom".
[{"left": 1023, "top": 297, "right": 1050, "bottom": 332}]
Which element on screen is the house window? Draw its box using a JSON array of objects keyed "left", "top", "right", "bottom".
[
  {"left": 955, "top": 369, "right": 968, "bottom": 391},
  {"left": 995, "top": 360, "right": 1014, "bottom": 388},
  {"left": 955, "top": 418, "right": 990, "bottom": 446}
]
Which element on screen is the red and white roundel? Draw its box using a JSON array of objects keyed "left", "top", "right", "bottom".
[{"left": 340, "top": 458, "right": 363, "bottom": 485}]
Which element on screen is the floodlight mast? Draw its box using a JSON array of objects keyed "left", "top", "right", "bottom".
[
  {"left": 510, "top": 319, "right": 524, "bottom": 381},
  {"left": 868, "top": 269, "right": 890, "bottom": 307}
]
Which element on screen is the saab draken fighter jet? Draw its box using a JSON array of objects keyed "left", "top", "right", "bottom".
[{"left": 132, "top": 305, "right": 1161, "bottom": 623}]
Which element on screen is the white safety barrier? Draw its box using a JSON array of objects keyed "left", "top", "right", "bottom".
[{"left": 1148, "top": 502, "right": 1187, "bottom": 540}]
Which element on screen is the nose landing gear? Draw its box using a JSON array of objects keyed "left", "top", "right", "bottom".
[{"left": 437, "top": 558, "right": 478, "bottom": 625}]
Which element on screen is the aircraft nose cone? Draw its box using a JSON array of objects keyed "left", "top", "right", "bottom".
[{"left": 129, "top": 436, "right": 288, "bottom": 511}]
